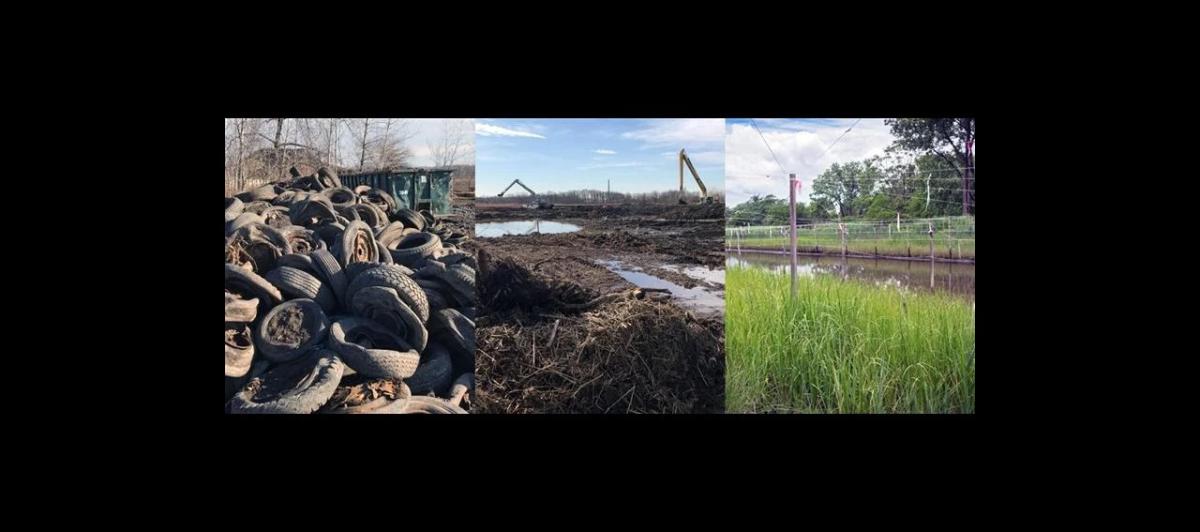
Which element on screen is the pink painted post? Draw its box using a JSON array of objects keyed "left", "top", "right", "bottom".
[{"left": 790, "top": 173, "right": 798, "bottom": 300}]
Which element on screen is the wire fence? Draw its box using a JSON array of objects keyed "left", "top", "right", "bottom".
[{"left": 726, "top": 216, "right": 975, "bottom": 260}]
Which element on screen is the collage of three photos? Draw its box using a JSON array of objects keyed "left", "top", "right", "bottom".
[{"left": 224, "top": 118, "right": 975, "bottom": 414}]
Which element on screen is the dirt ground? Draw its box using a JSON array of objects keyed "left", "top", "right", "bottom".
[{"left": 469, "top": 202, "right": 726, "bottom": 414}]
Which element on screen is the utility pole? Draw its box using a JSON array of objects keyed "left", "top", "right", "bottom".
[{"left": 789, "top": 173, "right": 798, "bottom": 300}]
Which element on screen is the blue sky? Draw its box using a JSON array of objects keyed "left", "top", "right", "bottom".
[
  {"left": 724, "top": 118, "right": 898, "bottom": 207},
  {"left": 475, "top": 119, "right": 725, "bottom": 196}
]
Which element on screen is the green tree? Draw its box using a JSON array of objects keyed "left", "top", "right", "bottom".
[
  {"left": 810, "top": 158, "right": 884, "bottom": 218},
  {"left": 885, "top": 118, "right": 974, "bottom": 215}
]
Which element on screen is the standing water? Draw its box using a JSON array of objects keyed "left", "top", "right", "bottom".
[
  {"left": 727, "top": 252, "right": 974, "bottom": 299},
  {"left": 476, "top": 220, "right": 581, "bottom": 237}
]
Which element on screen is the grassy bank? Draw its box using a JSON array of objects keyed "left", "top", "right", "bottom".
[
  {"left": 727, "top": 235, "right": 975, "bottom": 259},
  {"left": 726, "top": 266, "right": 975, "bottom": 413}
]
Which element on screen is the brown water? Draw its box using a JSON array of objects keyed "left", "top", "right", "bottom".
[{"left": 727, "top": 251, "right": 975, "bottom": 300}]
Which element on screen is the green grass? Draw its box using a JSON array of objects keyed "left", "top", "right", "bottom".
[
  {"left": 728, "top": 235, "right": 975, "bottom": 259},
  {"left": 727, "top": 216, "right": 976, "bottom": 259},
  {"left": 726, "top": 266, "right": 975, "bottom": 413}
]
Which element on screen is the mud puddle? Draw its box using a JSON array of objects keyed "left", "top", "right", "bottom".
[
  {"left": 477, "top": 220, "right": 581, "bottom": 237},
  {"left": 596, "top": 260, "right": 724, "bottom": 317}
]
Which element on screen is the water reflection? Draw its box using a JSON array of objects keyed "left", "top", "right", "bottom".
[
  {"left": 476, "top": 220, "right": 581, "bottom": 238},
  {"left": 727, "top": 252, "right": 974, "bottom": 299}
]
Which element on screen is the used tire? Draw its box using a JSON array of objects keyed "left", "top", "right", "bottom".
[
  {"left": 351, "top": 286, "right": 427, "bottom": 353},
  {"left": 291, "top": 197, "right": 338, "bottom": 226},
  {"left": 264, "top": 266, "right": 336, "bottom": 314},
  {"left": 322, "top": 186, "right": 357, "bottom": 207},
  {"left": 230, "top": 350, "right": 344, "bottom": 414},
  {"left": 342, "top": 261, "right": 378, "bottom": 285},
  {"left": 321, "top": 380, "right": 412, "bottom": 414},
  {"left": 430, "top": 308, "right": 475, "bottom": 374},
  {"left": 262, "top": 206, "right": 291, "bottom": 228},
  {"left": 328, "top": 318, "right": 421, "bottom": 380},
  {"left": 376, "top": 240, "right": 393, "bottom": 264},
  {"left": 281, "top": 226, "right": 324, "bottom": 255},
  {"left": 255, "top": 298, "right": 330, "bottom": 363},
  {"left": 375, "top": 222, "right": 409, "bottom": 250},
  {"left": 246, "top": 184, "right": 279, "bottom": 202},
  {"left": 317, "top": 167, "right": 341, "bottom": 189},
  {"left": 404, "top": 341, "right": 453, "bottom": 397},
  {"left": 225, "top": 322, "right": 255, "bottom": 378},
  {"left": 398, "top": 395, "right": 467, "bottom": 414},
  {"left": 350, "top": 203, "right": 387, "bottom": 228},
  {"left": 345, "top": 263, "right": 430, "bottom": 322},
  {"left": 226, "top": 212, "right": 263, "bottom": 236},
  {"left": 310, "top": 249, "right": 347, "bottom": 308},
  {"left": 336, "top": 220, "right": 379, "bottom": 267},
  {"left": 225, "top": 197, "right": 244, "bottom": 223},
  {"left": 393, "top": 208, "right": 425, "bottom": 231},
  {"left": 276, "top": 253, "right": 318, "bottom": 278},
  {"left": 225, "top": 290, "right": 260, "bottom": 323},
  {"left": 227, "top": 222, "right": 292, "bottom": 273},
  {"left": 225, "top": 264, "right": 283, "bottom": 315},
  {"left": 390, "top": 232, "right": 442, "bottom": 268}
]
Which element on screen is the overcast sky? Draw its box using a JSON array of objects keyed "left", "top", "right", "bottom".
[
  {"left": 724, "top": 118, "right": 898, "bottom": 207},
  {"left": 475, "top": 119, "right": 725, "bottom": 196}
]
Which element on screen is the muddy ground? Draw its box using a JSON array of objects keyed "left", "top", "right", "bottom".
[{"left": 468, "top": 202, "right": 726, "bottom": 414}]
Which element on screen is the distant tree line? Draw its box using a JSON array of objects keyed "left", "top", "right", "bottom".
[
  {"left": 478, "top": 188, "right": 724, "bottom": 205},
  {"left": 224, "top": 118, "right": 472, "bottom": 195}
]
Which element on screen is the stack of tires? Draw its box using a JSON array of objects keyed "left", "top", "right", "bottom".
[{"left": 225, "top": 167, "right": 476, "bottom": 414}]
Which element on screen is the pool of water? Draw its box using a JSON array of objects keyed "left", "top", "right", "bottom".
[
  {"left": 596, "top": 260, "right": 725, "bottom": 316},
  {"left": 727, "top": 251, "right": 974, "bottom": 299},
  {"left": 476, "top": 220, "right": 581, "bottom": 237}
]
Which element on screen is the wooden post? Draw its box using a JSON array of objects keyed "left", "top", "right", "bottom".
[
  {"left": 840, "top": 222, "right": 848, "bottom": 259},
  {"left": 928, "top": 222, "right": 935, "bottom": 288},
  {"left": 789, "top": 173, "right": 798, "bottom": 301}
]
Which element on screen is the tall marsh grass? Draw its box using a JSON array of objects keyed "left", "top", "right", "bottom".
[{"left": 726, "top": 266, "right": 975, "bottom": 413}]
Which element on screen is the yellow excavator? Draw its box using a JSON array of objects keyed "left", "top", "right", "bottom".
[
  {"left": 678, "top": 148, "right": 712, "bottom": 204},
  {"left": 497, "top": 178, "right": 554, "bottom": 210}
]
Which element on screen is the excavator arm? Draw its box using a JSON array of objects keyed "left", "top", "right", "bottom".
[
  {"left": 679, "top": 149, "right": 709, "bottom": 200},
  {"left": 498, "top": 178, "right": 538, "bottom": 197}
]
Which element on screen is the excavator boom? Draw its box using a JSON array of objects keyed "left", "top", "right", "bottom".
[
  {"left": 497, "top": 178, "right": 538, "bottom": 197},
  {"left": 496, "top": 178, "right": 553, "bottom": 209},
  {"left": 679, "top": 149, "right": 709, "bottom": 202}
]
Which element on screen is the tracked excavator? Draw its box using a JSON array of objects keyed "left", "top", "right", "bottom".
[
  {"left": 497, "top": 178, "right": 554, "bottom": 210},
  {"left": 678, "top": 148, "right": 712, "bottom": 204}
]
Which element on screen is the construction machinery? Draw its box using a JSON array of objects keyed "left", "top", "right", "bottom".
[
  {"left": 497, "top": 178, "right": 554, "bottom": 210},
  {"left": 678, "top": 148, "right": 712, "bottom": 204}
]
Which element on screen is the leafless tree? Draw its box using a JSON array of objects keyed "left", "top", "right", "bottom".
[
  {"left": 429, "top": 119, "right": 472, "bottom": 167},
  {"left": 374, "top": 118, "right": 413, "bottom": 169}
]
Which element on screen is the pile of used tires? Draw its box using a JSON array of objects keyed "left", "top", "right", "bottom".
[{"left": 225, "top": 167, "right": 477, "bottom": 414}]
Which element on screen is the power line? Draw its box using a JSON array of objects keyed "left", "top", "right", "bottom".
[
  {"left": 823, "top": 118, "right": 861, "bottom": 157},
  {"left": 749, "top": 118, "right": 787, "bottom": 177}
]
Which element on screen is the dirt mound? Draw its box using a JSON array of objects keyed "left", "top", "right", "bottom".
[
  {"left": 661, "top": 202, "right": 725, "bottom": 220},
  {"left": 473, "top": 243, "right": 724, "bottom": 413},
  {"left": 476, "top": 297, "right": 724, "bottom": 414}
]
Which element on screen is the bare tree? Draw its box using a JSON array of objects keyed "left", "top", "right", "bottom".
[
  {"left": 429, "top": 119, "right": 471, "bottom": 167},
  {"left": 375, "top": 119, "right": 413, "bottom": 169}
]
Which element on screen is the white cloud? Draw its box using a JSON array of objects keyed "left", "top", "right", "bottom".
[
  {"left": 475, "top": 122, "right": 546, "bottom": 139},
  {"left": 724, "top": 119, "right": 895, "bottom": 207},
  {"left": 622, "top": 119, "right": 725, "bottom": 149},
  {"left": 594, "top": 149, "right": 616, "bottom": 155}
]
